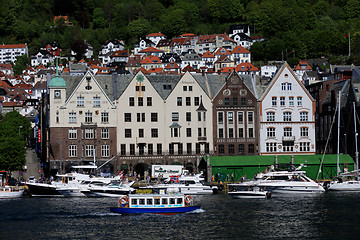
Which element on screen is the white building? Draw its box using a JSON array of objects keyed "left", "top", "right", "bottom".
[
  {"left": 0, "top": 44, "right": 28, "bottom": 64},
  {"left": 261, "top": 65, "right": 277, "bottom": 80},
  {"left": 259, "top": 63, "right": 316, "bottom": 155}
]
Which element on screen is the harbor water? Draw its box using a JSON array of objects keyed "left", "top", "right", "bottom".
[{"left": 1, "top": 192, "right": 360, "bottom": 239}]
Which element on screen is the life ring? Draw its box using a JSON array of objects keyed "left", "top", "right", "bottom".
[
  {"left": 184, "top": 195, "right": 193, "bottom": 205},
  {"left": 120, "top": 196, "right": 128, "bottom": 206}
]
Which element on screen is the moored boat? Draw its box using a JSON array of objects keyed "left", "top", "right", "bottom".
[
  {"left": 228, "top": 186, "right": 271, "bottom": 199},
  {"left": 110, "top": 191, "right": 200, "bottom": 215},
  {"left": 0, "top": 186, "right": 24, "bottom": 199}
]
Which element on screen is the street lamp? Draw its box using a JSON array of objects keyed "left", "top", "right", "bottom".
[{"left": 18, "top": 126, "right": 23, "bottom": 138}]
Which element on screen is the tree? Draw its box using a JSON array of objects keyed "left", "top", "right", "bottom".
[
  {"left": 71, "top": 40, "right": 88, "bottom": 61},
  {"left": 127, "top": 18, "right": 151, "bottom": 42},
  {"left": 13, "top": 55, "right": 30, "bottom": 75}
]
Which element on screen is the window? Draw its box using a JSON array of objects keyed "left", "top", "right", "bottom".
[
  {"left": 101, "top": 145, "right": 110, "bottom": 157},
  {"left": 218, "top": 128, "right": 224, "bottom": 138},
  {"left": 281, "top": 83, "right": 286, "bottom": 90},
  {"left": 249, "top": 144, "right": 255, "bottom": 154},
  {"left": 300, "top": 142, "right": 310, "bottom": 152},
  {"left": 129, "top": 97, "right": 134, "bottom": 106},
  {"left": 69, "top": 145, "right": 77, "bottom": 157},
  {"left": 283, "top": 112, "right": 292, "bottom": 121},
  {"left": 218, "top": 112, "right": 224, "bottom": 123},
  {"left": 85, "top": 112, "right": 92, "bottom": 123},
  {"left": 248, "top": 112, "right": 253, "bottom": 123},
  {"left": 187, "top": 143, "right": 192, "bottom": 154},
  {"left": 233, "top": 97, "right": 238, "bottom": 105},
  {"left": 130, "top": 144, "right": 135, "bottom": 155},
  {"left": 194, "top": 97, "right": 199, "bottom": 106},
  {"left": 101, "top": 128, "right": 109, "bottom": 139},
  {"left": 280, "top": 97, "right": 285, "bottom": 106},
  {"left": 186, "top": 97, "right": 191, "bottom": 106},
  {"left": 69, "top": 112, "right": 76, "bottom": 123},
  {"left": 238, "top": 112, "right": 244, "bottom": 124},
  {"left": 218, "top": 144, "right": 225, "bottom": 154},
  {"left": 138, "top": 97, "right": 143, "bottom": 106},
  {"left": 157, "top": 144, "right": 162, "bottom": 155},
  {"left": 151, "top": 129, "right": 158, "bottom": 138},
  {"left": 297, "top": 97, "right": 302, "bottom": 106},
  {"left": 148, "top": 144, "right": 153, "bottom": 155},
  {"left": 186, "top": 112, "right": 191, "bottom": 121},
  {"left": 172, "top": 112, "right": 179, "bottom": 121},
  {"left": 85, "top": 129, "right": 94, "bottom": 139},
  {"left": 272, "top": 97, "right": 277, "bottom": 106},
  {"left": 289, "top": 97, "right": 294, "bottom": 106},
  {"left": 93, "top": 96, "right": 100, "bottom": 107},
  {"left": 85, "top": 145, "right": 94, "bottom": 157},
  {"left": 267, "top": 112, "right": 275, "bottom": 122},
  {"left": 287, "top": 83, "right": 292, "bottom": 90},
  {"left": 120, "top": 144, "right": 126, "bottom": 155},
  {"left": 300, "top": 127, "right": 309, "bottom": 137},
  {"left": 125, "top": 129, "right": 132, "bottom": 138},
  {"left": 139, "top": 129, "right": 144, "bottom": 138},
  {"left": 238, "top": 128, "right": 244, "bottom": 138},
  {"left": 178, "top": 144, "right": 183, "bottom": 155},
  {"left": 229, "top": 128, "right": 234, "bottom": 138},
  {"left": 101, "top": 112, "right": 109, "bottom": 123},
  {"left": 283, "top": 142, "right": 294, "bottom": 152},
  {"left": 238, "top": 144, "right": 245, "bottom": 154},
  {"left": 225, "top": 98, "right": 230, "bottom": 106},
  {"left": 147, "top": 97, "right": 152, "bottom": 106},
  {"left": 151, "top": 113, "right": 158, "bottom": 122},
  {"left": 241, "top": 97, "right": 246, "bottom": 106},
  {"left": 284, "top": 127, "right": 292, "bottom": 136},
  {"left": 177, "top": 97, "right": 182, "bottom": 106},
  {"left": 172, "top": 128, "right": 179, "bottom": 137},
  {"left": 248, "top": 128, "right": 254, "bottom": 138},
  {"left": 229, "top": 144, "right": 235, "bottom": 154},
  {"left": 198, "top": 128, "right": 202, "bottom": 137},
  {"left": 183, "top": 86, "right": 187, "bottom": 91},
  {"left": 267, "top": 128, "right": 275, "bottom": 137},
  {"left": 56, "top": 112, "right": 59, "bottom": 123},
  {"left": 228, "top": 112, "right": 234, "bottom": 124},
  {"left": 169, "top": 144, "right": 174, "bottom": 155},
  {"left": 203, "top": 112, "right": 206, "bottom": 121},
  {"left": 266, "top": 143, "right": 277, "bottom": 152},
  {"left": 300, "top": 112, "right": 308, "bottom": 121},
  {"left": 186, "top": 128, "right": 191, "bottom": 137},
  {"left": 69, "top": 129, "right": 77, "bottom": 139},
  {"left": 189, "top": 86, "right": 193, "bottom": 91},
  {"left": 77, "top": 96, "right": 84, "bottom": 106}
]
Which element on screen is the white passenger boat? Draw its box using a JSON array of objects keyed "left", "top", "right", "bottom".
[
  {"left": 0, "top": 186, "right": 24, "bottom": 199},
  {"left": 232, "top": 169, "right": 325, "bottom": 194},
  {"left": 228, "top": 186, "right": 271, "bottom": 199},
  {"left": 141, "top": 173, "right": 218, "bottom": 195}
]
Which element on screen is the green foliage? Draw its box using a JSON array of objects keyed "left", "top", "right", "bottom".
[
  {"left": 0, "top": 111, "right": 31, "bottom": 171},
  {"left": 13, "top": 55, "right": 30, "bottom": 75}
]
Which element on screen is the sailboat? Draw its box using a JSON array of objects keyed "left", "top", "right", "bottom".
[{"left": 323, "top": 97, "right": 360, "bottom": 191}]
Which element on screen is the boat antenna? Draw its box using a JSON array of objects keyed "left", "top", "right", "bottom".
[
  {"left": 353, "top": 102, "right": 359, "bottom": 177},
  {"left": 337, "top": 90, "right": 341, "bottom": 176}
]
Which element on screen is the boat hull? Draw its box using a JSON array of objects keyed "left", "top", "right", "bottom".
[
  {"left": 0, "top": 190, "right": 24, "bottom": 199},
  {"left": 26, "top": 183, "right": 62, "bottom": 197},
  {"left": 110, "top": 205, "right": 200, "bottom": 215},
  {"left": 228, "top": 191, "right": 270, "bottom": 199}
]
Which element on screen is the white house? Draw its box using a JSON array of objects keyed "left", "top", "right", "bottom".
[
  {"left": 259, "top": 63, "right": 316, "bottom": 155},
  {"left": 0, "top": 43, "right": 28, "bottom": 64},
  {"left": 261, "top": 65, "right": 277, "bottom": 80}
]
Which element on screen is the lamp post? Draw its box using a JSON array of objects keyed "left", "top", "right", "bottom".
[{"left": 18, "top": 125, "right": 23, "bottom": 138}]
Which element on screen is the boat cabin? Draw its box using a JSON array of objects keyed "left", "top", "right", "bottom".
[{"left": 120, "top": 193, "right": 192, "bottom": 208}]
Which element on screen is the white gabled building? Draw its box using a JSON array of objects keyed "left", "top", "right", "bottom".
[
  {"left": 0, "top": 43, "right": 28, "bottom": 64},
  {"left": 259, "top": 63, "right": 316, "bottom": 155}
]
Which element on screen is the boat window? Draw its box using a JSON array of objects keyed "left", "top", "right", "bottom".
[
  {"left": 169, "top": 198, "right": 176, "bottom": 204},
  {"left": 177, "top": 198, "right": 183, "bottom": 204},
  {"left": 139, "top": 198, "right": 145, "bottom": 205},
  {"left": 162, "top": 198, "right": 168, "bottom": 205},
  {"left": 131, "top": 198, "right": 138, "bottom": 205},
  {"left": 154, "top": 198, "right": 161, "bottom": 205},
  {"left": 147, "top": 198, "right": 153, "bottom": 205}
]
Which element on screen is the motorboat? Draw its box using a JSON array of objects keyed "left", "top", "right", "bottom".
[
  {"left": 324, "top": 170, "right": 360, "bottom": 191},
  {"left": 0, "top": 186, "right": 24, "bottom": 199},
  {"left": 110, "top": 191, "right": 200, "bottom": 215},
  {"left": 140, "top": 173, "right": 218, "bottom": 195},
  {"left": 231, "top": 168, "right": 325, "bottom": 194},
  {"left": 228, "top": 185, "right": 271, "bottom": 199},
  {"left": 89, "top": 180, "right": 135, "bottom": 197}
]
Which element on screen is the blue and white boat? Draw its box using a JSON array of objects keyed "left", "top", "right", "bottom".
[{"left": 110, "top": 191, "right": 200, "bottom": 215}]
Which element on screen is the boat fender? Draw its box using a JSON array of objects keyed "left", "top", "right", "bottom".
[
  {"left": 120, "top": 196, "right": 128, "bottom": 207},
  {"left": 185, "top": 195, "right": 193, "bottom": 205}
]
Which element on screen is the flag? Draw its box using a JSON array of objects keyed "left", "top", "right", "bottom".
[
  {"left": 290, "top": 50, "right": 295, "bottom": 53},
  {"left": 344, "top": 33, "right": 350, "bottom": 38}
]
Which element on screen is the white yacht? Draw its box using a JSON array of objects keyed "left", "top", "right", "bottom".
[
  {"left": 228, "top": 186, "right": 271, "bottom": 199},
  {"left": 231, "top": 169, "right": 325, "bottom": 194},
  {"left": 324, "top": 170, "right": 360, "bottom": 191},
  {"left": 140, "top": 173, "right": 218, "bottom": 195},
  {"left": 88, "top": 181, "right": 135, "bottom": 197}
]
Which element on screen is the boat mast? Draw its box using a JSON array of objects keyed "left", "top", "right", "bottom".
[
  {"left": 337, "top": 90, "right": 341, "bottom": 176},
  {"left": 353, "top": 102, "right": 359, "bottom": 177}
]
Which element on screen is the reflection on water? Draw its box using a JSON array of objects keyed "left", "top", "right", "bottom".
[{"left": 1, "top": 192, "right": 360, "bottom": 239}]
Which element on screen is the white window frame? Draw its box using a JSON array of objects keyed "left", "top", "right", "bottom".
[{"left": 69, "top": 129, "right": 77, "bottom": 139}]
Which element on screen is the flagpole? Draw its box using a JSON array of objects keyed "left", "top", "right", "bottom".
[{"left": 349, "top": 32, "right": 351, "bottom": 56}]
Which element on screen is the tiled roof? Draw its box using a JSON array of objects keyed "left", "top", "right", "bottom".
[
  {"left": 182, "top": 65, "right": 196, "bottom": 72},
  {"left": 231, "top": 45, "right": 250, "bottom": 54},
  {"left": 164, "top": 61, "right": 180, "bottom": 69},
  {"left": 147, "top": 33, "right": 165, "bottom": 37},
  {"left": 139, "top": 47, "right": 163, "bottom": 53},
  {"left": 0, "top": 44, "right": 27, "bottom": 49},
  {"left": 147, "top": 68, "right": 163, "bottom": 73},
  {"left": 110, "top": 49, "right": 129, "bottom": 57},
  {"left": 141, "top": 56, "right": 162, "bottom": 64},
  {"left": 294, "top": 60, "right": 312, "bottom": 70},
  {"left": 235, "top": 62, "right": 259, "bottom": 72},
  {"left": 214, "top": 47, "right": 231, "bottom": 55},
  {"left": 202, "top": 51, "right": 215, "bottom": 58}
]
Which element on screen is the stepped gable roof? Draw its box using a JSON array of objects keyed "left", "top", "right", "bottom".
[
  {"left": 0, "top": 44, "right": 26, "bottom": 49},
  {"left": 202, "top": 51, "right": 215, "bottom": 58},
  {"left": 157, "top": 39, "right": 172, "bottom": 48},
  {"left": 182, "top": 65, "right": 196, "bottom": 72},
  {"left": 231, "top": 45, "right": 250, "bottom": 54},
  {"left": 139, "top": 47, "right": 163, "bottom": 53},
  {"left": 235, "top": 62, "right": 259, "bottom": 72},
  {"left": 294, "top": 60, "right": 312, "bottom": 70},
  {"left": 214, "top": 47, "right": 231, "bottom": 56},
  {"left": 146, "top": 33, "right": 165, "bottom": 37},
  {"left": 141, "top": 55, "right": 162, "bottom": 64}
]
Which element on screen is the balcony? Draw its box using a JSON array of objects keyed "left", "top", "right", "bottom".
[
  {"left": 282, "top": 136, "right": 295, "bottom": 141},
  {"left": 198, "top": 136, "right": 207, "bottom": 141}
]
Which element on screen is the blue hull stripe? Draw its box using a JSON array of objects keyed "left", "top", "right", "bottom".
[{"left": 110, "top": 206, "right": 200, "bottom": 214}]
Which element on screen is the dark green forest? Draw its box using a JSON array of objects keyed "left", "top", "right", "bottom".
[{"left": 0, "top": 0, "right": 359, "bottom": 63}]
